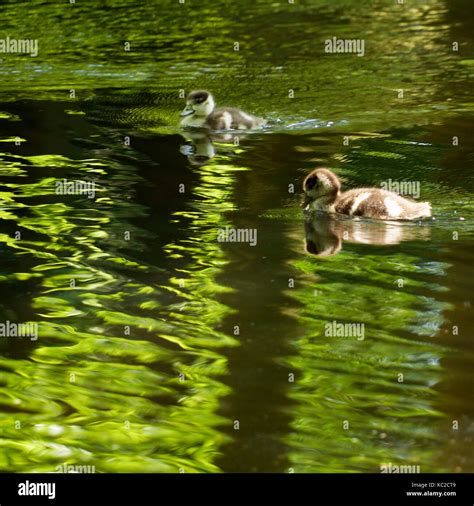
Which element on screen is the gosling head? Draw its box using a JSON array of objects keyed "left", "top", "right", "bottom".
[
  {"left": 303, "top": 168, "right": 341, "bottom": 208},
  {"left": 180, "top": 90, "right": 215, "bottom": 118}
]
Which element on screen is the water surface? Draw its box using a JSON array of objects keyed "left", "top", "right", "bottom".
[{"left": 0, "top": 0, "right": 473, "bottom": 473}]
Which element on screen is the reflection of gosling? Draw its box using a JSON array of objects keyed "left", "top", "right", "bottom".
[
  {"left": 180, "top": 90, "right": 266, "bottom": 130},
  {"left": 305, "top": 218, "right": 342, "bottom": 256},
  {"left": 303, "top": 168, "right": 431, "bottom": 220},
  {"left": 180, "top": 131, "right": 216, "bottom": 166},
  {"left": 304, "top": 215, "right": 431, "bottom": 257}
]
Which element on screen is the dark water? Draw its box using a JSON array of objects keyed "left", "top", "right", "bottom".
[{"left": 0, "top": 0, "right": 473, "bottom": 473}]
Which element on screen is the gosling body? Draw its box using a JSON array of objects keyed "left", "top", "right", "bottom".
[
  {"left": 180, "top": 90, "right": 266, "bottom": 130},
  {"left": 303, "top": 168, "right": 431, "bottom": 220}
]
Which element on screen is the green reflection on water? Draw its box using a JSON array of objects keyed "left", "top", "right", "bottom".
[
  {"left": 0, "top": 145, "right": 237, "bottom": 472},
  {"left": 284, "top": 246, "right": 449, "bottom": 472}
]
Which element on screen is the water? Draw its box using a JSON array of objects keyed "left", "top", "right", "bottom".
[{"left": 0, "top": 0, "right": 473, "bottom": 473}]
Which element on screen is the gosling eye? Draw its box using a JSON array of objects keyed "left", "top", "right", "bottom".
[{"left": 305, "top": 175, "right": 319, "bottom": 190}]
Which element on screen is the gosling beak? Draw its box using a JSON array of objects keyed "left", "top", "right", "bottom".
[{"left": 180, "top": 105, "right": 195, "bottom": 117}]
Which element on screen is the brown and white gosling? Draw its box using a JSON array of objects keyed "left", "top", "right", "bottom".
[
  {"left": 180, "top": 90, "right": 266, "bottom": 130},
  {"left": 303, "top": 168, "right": 431, "bottom": 220}
]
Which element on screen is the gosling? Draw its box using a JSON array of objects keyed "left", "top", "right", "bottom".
[
  {"left": 180, "top": 90, "right": 266, "bottom": 130},
  {"left": 303, "top": 168, "right": 432, "bottom": 220}
]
